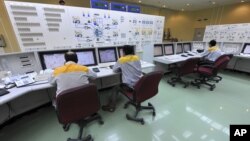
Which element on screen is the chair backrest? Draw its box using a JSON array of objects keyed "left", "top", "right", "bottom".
[
  {"left": 179, "top": 57, "right": 200, "bottom": 75},
  {"left": 56, "top": 84, "right": 100, "bottom": 124},
  {"left": 213, "top": 55, "right": 230, "bottom": 74},
  {"left": 134, "top": 71, "right": 163, "bottom": 103}
]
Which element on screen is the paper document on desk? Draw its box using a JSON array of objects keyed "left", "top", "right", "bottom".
[{"left": 34, "top": 73, "right": 51, "bottom": 82}]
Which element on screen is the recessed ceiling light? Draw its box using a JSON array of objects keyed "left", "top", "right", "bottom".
[
  {"left": 138, "top": 0, "right": 142, "bottom": 3},
  {"left": 163, "top": 5, "right": 166, "bottom": 8},
  {"left": 186, "top": 3, "right": 190, "bottom": 6},
  {"left": 212, "top": 1, "right": 216, "bottom": 4},
  {"left": 181, "top": 8, "right": 185, "bottom": 11},
  {"left": 241, "top": 0, "right": 245, "bottom": 2}
]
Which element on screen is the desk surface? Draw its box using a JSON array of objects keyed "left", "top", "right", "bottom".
[
  {"left": 234, "top": 54, "right": 250, "bottom": 59},
  {"left": 0, "top": 61, "right": 155, "bottom": 105},
  {"left": 154, "top": 53, "right": 202, "bottom": 65}
]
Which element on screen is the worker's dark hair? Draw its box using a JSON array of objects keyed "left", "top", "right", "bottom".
[
  {"left": 64, "top": 51, "right": 78, "bottom": 63},
  {"left": 123, "top": 45, "right": 135, "bottom": 55},
  {"left": 209, "top": 40, "right": 216, "bottom": 47}
]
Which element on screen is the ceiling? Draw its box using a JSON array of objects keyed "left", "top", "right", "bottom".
[{"left": 114, "top": 0, "right": 250, "bottom": 11}]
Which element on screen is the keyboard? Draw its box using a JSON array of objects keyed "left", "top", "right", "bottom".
[
  {"left": 187, "top": 53, "right": 194, "bottom": 56},
  {"left": 164, "top": 55, "right": 180, "bottom": 60}
]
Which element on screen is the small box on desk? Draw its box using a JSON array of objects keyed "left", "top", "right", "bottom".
[{"left": 230, "top": 125, "right": 250, "bottom": 141}]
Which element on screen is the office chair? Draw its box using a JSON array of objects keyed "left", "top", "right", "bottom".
[
  {"left": 167, "top": 58, "right": 200, "bottom": 88},
  {"left": 192, "top": 55, "right": 230, "bottom": 91},
  {"left": 55, "top": 84, "right": 104, "bottom": 141},
  {"left": 208, "top": 54, "right": 233, "bottom": 83},
  {"left": 121, "top": 71, "right": 164, "bottom": 125}
]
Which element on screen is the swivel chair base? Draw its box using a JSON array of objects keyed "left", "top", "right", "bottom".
[
  {"left": 191, "top": 77, "right": 216, "bottom": 91},
  {"left": 124, "top": 101, "right": 155, "bottom": 125},
  {"left": 167, "top": 77, "right": 189, "bottom": 88},
  {"left": 66, "top": 113, "right": 103, "bottom": 141}
]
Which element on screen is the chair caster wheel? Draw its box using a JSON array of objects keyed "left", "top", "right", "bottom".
[
  {"left": 99, "top": 120, "right": 104, "bottom": 125},
  {"left": 63, "top": 124, "right": 70, "bottom": 131},
  {"left": 126, "top": 114, "right": 129, "bottom": 120},
  {"left": 124, "top": 103, "right": 129, "bottom": 109},
  {"left": 172, "top": 84, "right": 175, "bottom": 87},
  {"left": 141, "top": 120, "right": 145, "bottom": 125},
  {"left": 153, "top": 111, "right": 156, "bottom": 116},
  {"left": 183, "top": 84, "right": 188, "bottom": 88}
]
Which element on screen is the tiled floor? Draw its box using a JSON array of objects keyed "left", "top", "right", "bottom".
[{"left": 0, "top": 71, "right": 250, "bottom": 141}]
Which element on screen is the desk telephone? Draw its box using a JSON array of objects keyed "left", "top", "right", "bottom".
[{"left": 14, "top": 74, "right": 35, "bottom": 87}]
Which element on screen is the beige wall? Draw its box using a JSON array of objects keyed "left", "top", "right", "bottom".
[{"left": 0, "top": 0, "right": 250, "bottom": 53}]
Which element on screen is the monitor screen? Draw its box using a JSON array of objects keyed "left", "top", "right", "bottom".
[
  {"left": 39, "top": 51, "right": 66, "bottom": 70},
  {"left": 242, "top": 43, "right": 250, "bottom": 54},
  {"left": 164, "top": 44, "right": 174, "bottom": 55},
  {"left": 176, "top": 43, "right": 183, "bottom": 54},
  {"left": 75, "top": 49, "right": 97, "bottom": 66},
  {"left": 98, "top": 47, "right": 118, "bottom": 63},
  {"left": 183, "top": 43, "right": 191, "bottom": 52},
  {"left": 154, "top": 45, "right": 163, "bottom": 57},
  {"left": 192, "top": 42, "right": 205, "bottom": 50}
]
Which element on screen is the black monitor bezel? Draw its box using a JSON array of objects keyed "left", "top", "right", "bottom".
[
  {"left": 98, "top": 47, "right": 118, "bottom": 63},
  {"left": 183, "top": 43, "right": 192, "bottom": 52},
  {"left": 163, "top": 44, "right": 174, "bottom": 55},
  {"left": 73, "top": 48, "right": 98, "bottom": 66},
  {"left": 38, "top": 50, "right": 67, "bottom": 70},
  {"left": 153, "top": 44, "right": 164, "bottom": 57},
  {"left": 176, "top": 43, "right": 183, "bottom": 54},
  {"left": 241, "top": 43, "right": 250, "bottom": 54},
  {"left": 38, "top": 48, "right": 97, "bottom": 70}
]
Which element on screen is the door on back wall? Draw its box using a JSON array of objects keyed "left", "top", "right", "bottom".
[{"left": 193, "top": 28, "right": 205, "bottom": 41}]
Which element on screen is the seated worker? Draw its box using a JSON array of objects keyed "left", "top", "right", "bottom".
[
  {"left": 50, "top": 51, "right": 97, "bottom": 97},
  {"left": 200, "top": 40, "right": 223, "bottom": 64},
  {"left": 102, "top": 45, "right": 142, "bottom": 112}
]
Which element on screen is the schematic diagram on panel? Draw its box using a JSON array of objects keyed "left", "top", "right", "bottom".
[
  {"left": 70, "top": 9, "right": 123, "bottom": 47},
  {"left": 140, "top": 17, "right": 154, "bottom": 41},
  {"left": 203, "top": 25, "right": 220, "bottom": 42},
  {"left": 153, "top": 17, "right": 164, "bottom": 43},
  {"left": 127, "top": 17, "right": 141, "bottom": 44}
]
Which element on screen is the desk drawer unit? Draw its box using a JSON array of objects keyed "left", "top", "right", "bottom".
[
  {"left": 101, "top": 74, "right": 121, "bottom": 88},
  {"left": 234, "top": 58, "right": 250, "bottom": 73}
]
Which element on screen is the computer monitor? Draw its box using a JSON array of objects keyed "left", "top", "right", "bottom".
[
  {"left": 98, "top": 47, "right": 118, "bottom": 63},
  {"left": 154, "top": 44, "right": 163, "bottom": 57},
  {"left": 242, "top": 43, "right": 250, "bottom": 54},
  {"left": 183, "top": 43, "right": 192, "bottom": 52},
  {"left": 75, "top": 49, "right": 97, "bottom": 66},
  {"left": 163, "top": 44, "right": 174, "bottom": 55},
  {"left": 38, "top": 51, "right": 66, "bottom": 70},
  {"left": 176, "top": 43, "right": 183, "bottom": 54}
]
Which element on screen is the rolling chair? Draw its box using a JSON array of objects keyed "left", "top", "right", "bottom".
[
  {"left": 167, "top": 58, "right": 200, "bottom": 88},
  {"left": 192, "top": 55, "right": 230, "bottom": 91},
  {"left": 55, "top": 84, "right": 104, "bottom": 141},
  {"left": 121, "top": 71, "right": 164, "bottom": 125},
  {"left": 209, "top": 54, "right": 233, "bottom": 83}
]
